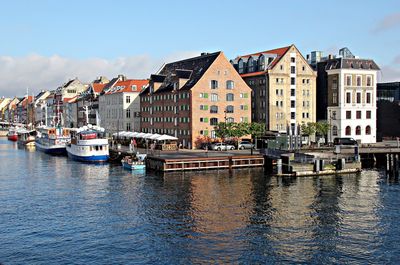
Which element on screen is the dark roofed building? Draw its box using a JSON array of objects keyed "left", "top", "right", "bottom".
[{"left": 140, "top": 51, "right": 252, "bottom": 149}]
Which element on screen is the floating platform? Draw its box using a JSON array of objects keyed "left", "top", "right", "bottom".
[{"left": 146, "top": 155, "right": 264, "bottom": 172}]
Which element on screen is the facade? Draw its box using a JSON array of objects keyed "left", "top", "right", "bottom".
[
  {"left": 99, "top": 79, "right": 148, "bottom": 134},
  {"left": 76, "top": 82, "right": 107, "bottom": 127},
  {"left": 64, "top": 96, "right": 78, "bottom": 128},
  {"left": 0, "top": 98, "right": 12, "bottom": 121},
  {"left": 140, "top": 52, "right": 252, "bottom": 149},
  {"left": 376, "top": 82, "right": 400, "bottom": 140},
  {"left": 316, "top": 56, "right": 380, "bottom": 143},
  {"left": 32, "top": 90, "right": 50, "bottom": 126},
  {"left": 54, "top": 78, "right": 87, "bottom": 126},
  {"left": 231, "top": 44, "right": 317, "bottom": 133}
]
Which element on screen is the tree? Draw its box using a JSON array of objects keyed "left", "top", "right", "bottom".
[
  {"left": 301, "top": 122, "right": 316, "bottom": 146},
  {"left": 248, "top": 122, "right": 265, "bottom": 149},
  {"left": 315, "top": 121, "right": 330, "bottom": 144}
]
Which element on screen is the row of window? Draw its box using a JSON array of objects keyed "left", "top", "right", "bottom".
[
  {"left": 345, "top": 75, "right": 373, "bottom": 87},
  {"left": 142, "top": 127, "right": 190, "bottom": 136},
  {"left": 141, "top": 92, "right": 190, "bottom": 102},
  {"left": 210, "top": 80, "right": 235, "bottom": 89},
  {"left": 199, "top": 93, "right": 249, "bottom": 101},
  {"left": 345, "top": 91, "right": 372, "bottom": 104},
  {"left": 332, "top": 125, "right": 372, "bottom": 136}
]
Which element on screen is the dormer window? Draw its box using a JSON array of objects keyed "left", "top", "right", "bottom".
[
  {"left": 131, "top": 85, "right": 137, "bottom": 91},
  {"left": 258, "top": 55, "right": 265, "bottom": 71},
  {"left": 238, "top": 59, "right": 245, "bottom": 74},
  {"left": 247, "top": 57, "right": 255, "bottom": 72}
]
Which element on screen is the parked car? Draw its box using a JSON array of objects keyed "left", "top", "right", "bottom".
[
  {"left": 333, "top": 137, "right": 358, "bottom": 146},
  {"left": 200, "top": 142, "right": 213, "bottom": 150},
  {"left": 238, "top": 141, "right": 254, "bottom": 150},
  {"left": 210, "top": 143, "right": 235, "bottom": 151}
]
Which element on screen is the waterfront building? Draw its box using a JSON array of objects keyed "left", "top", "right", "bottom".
[
  {"left": 314, "top": 48, "right": 380, "bottom": 143},
  {"left": 64, "top": 96, "right": 78, "bottom": 128},
  {"left": 0, "top": 98, "right": 12, "bottom": 121},
  {"left": 99, "top": 78, "right": 148, "bottom": 135},
  {"left": 53, "top": 78, "right": 87, "bottom": 126},
  {"left": 376, "top": 82, "right": 400, "bottom": 140},
  {"left": 16, "top": 96, "right": 34, "bottom": 125},
  {"left": 31, "top": 90, "right": 50, "bottom": 126},
  {"left": 4, "top": 97, "right": 21, "bottom": 123},
  {"left": 231, "top": 44, "right": 317, "bottom": 133},
  {"left": 140, "top": 51, "right": 252, "bottom": 149}
]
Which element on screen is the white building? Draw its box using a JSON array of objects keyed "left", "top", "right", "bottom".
[
  {"left": 324, "top": 58, "right": 380, "bottom": 144},
  {"left": 99, "top": 79, "right": 148, "bottom": 134}
]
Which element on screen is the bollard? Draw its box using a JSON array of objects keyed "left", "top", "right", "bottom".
[
  {"left": 314, "top": 159, "right": 320, "bottom": 173},
  {"left": 320, "top": 159, "right": 325, "bottom": 171},
  {"left": 277, "top": 159, "right": 282, "bottom": 175}
]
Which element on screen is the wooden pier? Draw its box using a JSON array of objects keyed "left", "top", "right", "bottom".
[{"left": 146, "top": 155, "right": 264, "bottom": 172}]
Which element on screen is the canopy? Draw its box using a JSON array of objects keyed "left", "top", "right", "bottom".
[
  {"left": 155, "top": 134, "right": 178, "bottom": 141},
  {"left": 135, "top": 133, "right": 146, "bottom": 138},
  {"left": 149, "top": 134, "right": 162, "bottom": 140}
]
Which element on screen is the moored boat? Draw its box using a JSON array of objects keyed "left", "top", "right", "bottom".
[
  {"left": 121, "top": 153, "right": 146, "bottom": 170},
  {"left": 17, "top": 129, "right": 36, "bottom": 147},
  {"left": 35, "top": 127, "right": 70, "bottom": 155},
  {"left": 7, "top": 127, "right": 20, "bottom": 141},
  {"left": 66, "top": 125, "right": 109, "bottom": 162}
]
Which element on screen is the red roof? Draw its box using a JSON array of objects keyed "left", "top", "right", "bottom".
[
  {"left": 92, "top": 83, "right": 106, "bottom": 94},
  {"left": 105, "top": 79, "right": 149, "bottom": 94},
  {"left": 236, "top": 45, "right": 291, "bottom": 75}
]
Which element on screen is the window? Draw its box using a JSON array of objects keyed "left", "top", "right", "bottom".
[
  {"left": 226, "top": 93, "right": 234, "bottom": 101},
  {"left": 332, "top": 78, "right": 338, "bottom": 90},
  {"left": 276, "top": 101, "right": 279, "bottom": 107},
  {"left": 346, "top": 111, "right": 351, "bottom": 119},
  {"left": 226, "top": 117, "right": 234, "bottom": 123},
  {"left": 357, "top": 92, "right": 361, "bottom": 104},
  {"left": 346, "top": 92, "right": 351, "bottom": 104},
  {"left": 291, "top": 112, "right": 295, "bottom": 119},
  {"left": 291, "top": 77, "right": 295, "bottom": 85},
  {"left": 356, "top": 76, "right": 362, "bottom": 86},
  {"left": 291, "top": 89, "right": 295, "bottom": 97},
  {"left": 200, "top": 105, "right": 208, "bottom": 110},
  {"left": 332, "top": 111, "right": 336, "bottom": 120},
  {"left": 126, "top": 96, "right": 131, "bottom": 103},
  {"left": 345, "top": 126, "right": 351, "bottom": 135},
  {"left": 248, "top": 57, "right": 255, "bottom": 72},
  {"left": 332, "top": 126, "right": 338, "bottom": 136},
  {"left": 346, "top": 75, "right": 352, "bottom": 86},
  {"left": 276, "top": 89, "right": 279, "bottom": 95},
  {"left": 291, "top": 66, "right": 296, "bottom": 74},
  {"left": 240, "top": 105, "right": 248, "bottom": 110},
  {"left": 366, "top": 125, "right": 371, "bottom": 135},
  {"left": 280, "top": 65, "right": 283, "bottom": 70},
  {"left": 291, "top": 57, "right": 296, "bottom": 63},
  {"left": 211, "top": 93, "right": 218, "bottom": 102},
  {"left": 240, "top": 93, "right": 249, "bottom": 98},
  {"left": 333, "top": 92, "right": 338, "bottom": 104},
  {"left": 211, "top": 80, "right": 218, "bottom": 89},
  {"left": 200, "top": 93, "right": 208, "bottom": 98},
  {"left": 126, "top": 109, "right": 131, "bottom": 118},
  {"left": 356, "top": 126, "right": 361, "bottom": 135},
  {"left": 210, "top": 105, "right": 218, "bottom": 113},
  {"left": 226, "top": 105, "right": 234, "bottom": 113},
  {"left": 367, "top": 76, "right": 372, "bottom": 86},
  {"left": 291, "top": 100, "right": 295, "bottom": 108},
  {"left": 366, "top": 93, "right": 371, "bottom": 104},
  {"left": 356, "top": 111, "right": 361, "bottom": 119},
  {"left": 238, "top": 60, "right": 245, "bottom": 74},
  {"left": 226, "top": 80, "right": 234, "bottom": 89},
  {"left": 366, "top": 111, "right": 371, "bottom": 119},
  {"left": 210, "top": 118, "right": 218, "bottom": 125}
]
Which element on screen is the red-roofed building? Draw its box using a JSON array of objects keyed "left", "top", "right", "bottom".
[
  {"left": 99, "top": 78, "right": 148, "bottom": 134},
  {"left": 231, "top": 44, "right": 316, "bottom": 133}
]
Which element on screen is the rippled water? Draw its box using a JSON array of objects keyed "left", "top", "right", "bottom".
[{"left": 1, "top": 139, "right": 400, "bottom": 264}]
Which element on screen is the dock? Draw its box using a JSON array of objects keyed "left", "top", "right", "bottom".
[{"left": 146, "top": 155, "right": 264, "bottom": 172}]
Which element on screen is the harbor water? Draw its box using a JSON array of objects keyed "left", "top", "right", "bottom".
[{"left": 1, "top": 139, "right": 400, "bottom": 264}]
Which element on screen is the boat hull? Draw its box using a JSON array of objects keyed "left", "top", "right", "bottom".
[
  {"left": 7, "top": 134, "right": 18, "bottom": 141},
  {"left": 122, "top": 161, "right": 146, "bottom": 170},
  {"left": 35, "top": 142, "right": 67, "bottom": 155},
  {"left": 67, "top": 151, "right": 109, "bottom": 162}
]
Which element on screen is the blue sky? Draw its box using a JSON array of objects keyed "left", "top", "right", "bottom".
[{"left": 0, "top": 0, "right": 399, "bottom": 96}]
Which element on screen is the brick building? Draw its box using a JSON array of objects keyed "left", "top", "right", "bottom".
[{"left": 140, "top": 52, "right": 252, "bottom": 149}]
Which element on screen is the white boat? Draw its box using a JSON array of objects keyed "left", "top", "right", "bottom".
[
  {"left": 121, "top": 153, "right": 146, "bottom": 170},
  {"left": 17, "top": 129, "right": 36, "bottom": 147},
  {"left": 66, "top": 125, "right": 109, "bottom": 162},
  {"left": 35, "top": 127, "right": 70, "bottom": 155}
]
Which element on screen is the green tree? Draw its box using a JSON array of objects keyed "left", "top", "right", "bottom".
[
  {"left": 315, "top": 121, "right": 330, "bottom": 144},
  {"left": 301, "top": 122, "right": 316, "bottom": 146},
  {"left": 248, "top": 122, "right": 265, "bottom": 149}
]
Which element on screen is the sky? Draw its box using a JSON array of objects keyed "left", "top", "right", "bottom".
[{"left": 0, "top": 0, "right": 399, "bottom": 97}]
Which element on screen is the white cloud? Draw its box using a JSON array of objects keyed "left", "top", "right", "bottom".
[
  {"left": 379, "top": 65, "right": 400, "bottom": 83},
  {"left": 372, "top": 12, "right": 400, "bottom": 33},
  {"left": 0, "top": 51, "right": 200, "bottom": 97}
]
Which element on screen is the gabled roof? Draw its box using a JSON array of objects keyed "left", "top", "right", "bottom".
[
  {"left": 142, "top": 52, "right": 221, "bottom": 94},
  {"left": 105, "top": 79, "right": 149, "bottom": 95},
  {"left": 92, "top": 83, "right": 107, "bottom": 94}
]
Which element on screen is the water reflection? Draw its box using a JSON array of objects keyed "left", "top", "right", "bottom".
[{"left": 0, "top": 139, "right": 398, "bottom": 264}]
